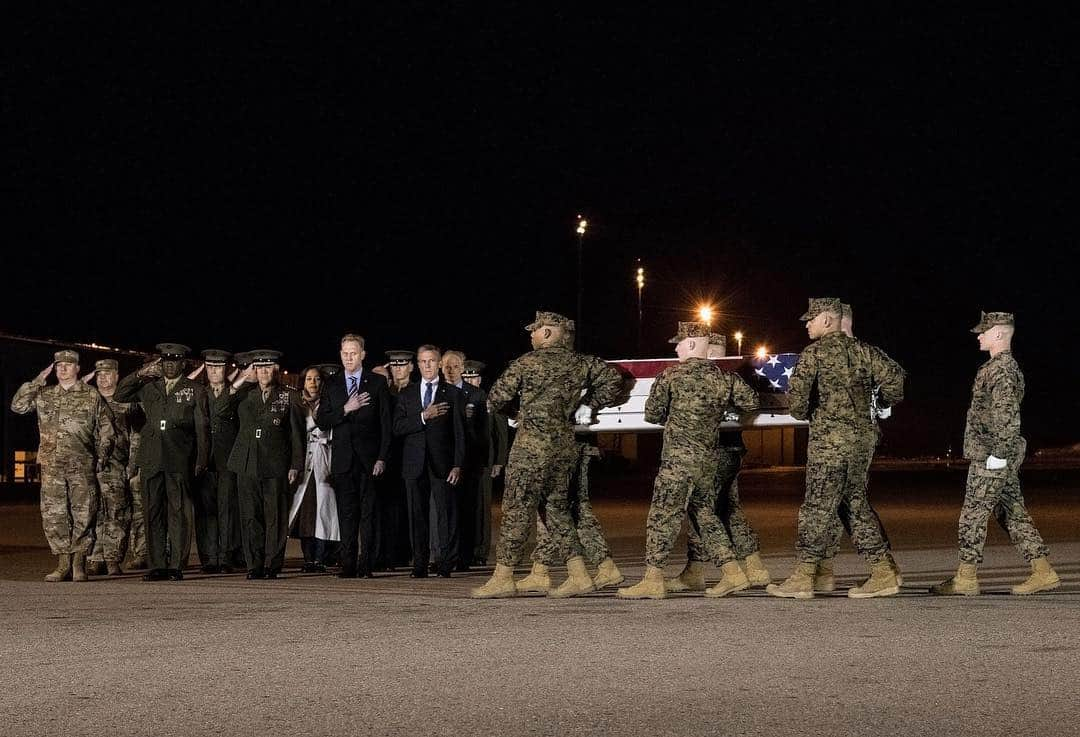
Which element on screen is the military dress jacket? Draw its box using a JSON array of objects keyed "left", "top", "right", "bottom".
[
  {"left": 114, "top": 373, "right": 208, "bottom": 476},
  {"left": 206, "top": 383, "right": 248, "bottom": 471},
  {"left": 459, "top": 381, "right": 490, "bottom": 470},
  {"left": 227, "top": 383, "right": 305, "bottom": 479}
]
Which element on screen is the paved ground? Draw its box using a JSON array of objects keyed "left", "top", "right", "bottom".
[{"left": 1, "top": 467, "right": 1078, "bottom": 737}]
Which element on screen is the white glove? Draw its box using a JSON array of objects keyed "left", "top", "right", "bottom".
[
  {"left": 875, "top": 406, "right": 892, "bottom": 420},
  {"left": 985, "top": 455, "right": 1007, "bottom": 470},
  {"left": 574, "top": 405, "right": 594, "bottom": 425},
  {"left": 722, "top": 410, "right": 740, "bottom": 423}
]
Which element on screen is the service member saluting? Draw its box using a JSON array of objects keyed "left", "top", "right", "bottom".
[
  {"left": 115, "top": 343, "right": 209, "bottom": 581},
  {"left": 228, "top": 350, "right": 305, "bottom": 580},
  {"left": 931, "top": 312, "right": 1060, "bottom": 596}
]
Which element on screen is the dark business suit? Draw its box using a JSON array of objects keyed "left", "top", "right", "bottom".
[
  {"left": 315, "top": 369, "right": 392, "bottom": 576},
  {"left": 115, "top": 373, "right": 210, "bottom": 573},
  {"left": 394, "top": 379, "right": 465, "bottom": 574},
  {"left": 456, "top": 381, "right": 488, "bottom": 570},
  {"left": 228, "top": 383, "right": 305, "bottom": 574}
]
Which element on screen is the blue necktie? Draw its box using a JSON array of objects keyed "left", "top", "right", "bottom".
[
  {"left": 349, "top": 376, "right": 358, "bottom": 396},
  {"left": 423, "top": 382, "right": 434, "bottom": 409}
]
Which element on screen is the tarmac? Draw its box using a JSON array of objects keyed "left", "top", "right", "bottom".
[{"left": 1, "top": 466, "right": 1078, "bottom": 737}]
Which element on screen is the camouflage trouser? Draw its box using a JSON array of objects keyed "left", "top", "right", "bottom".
[
  {"left": 496, "top": 437, "right": 583, "bottom": 567},
  {"left": 823, "top": 433, "right": 891, "bottom": 558},
  {"left": 532, "top": 444, "right": 611, "bottom": 567},
  {"left": 39, "top": 465, "right": 99, "bottom": 555},
  {"left": 687, "top": 449, "right": 760, "bottom": 562},
  {"left": 958, "top": 461, "right": 1049, "bottom": 564},
  {"left": 796, "top": 438, "right": 889, "bottom": 565},
  {"left": 126, "top": 471, "right": 147, "bottom": 560},
  {"left": 645, "top": 458, "right": 737, "bottom": 569},
  {"left": 88, "top": 467, "right": 131, "bottom": 563}
]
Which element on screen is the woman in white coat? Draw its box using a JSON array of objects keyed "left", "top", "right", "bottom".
[{"left": 289, "top": 366, "right": 340, "bottom": 572}]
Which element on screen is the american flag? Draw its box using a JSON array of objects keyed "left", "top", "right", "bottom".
[{"left": 749, "top": 353, "right": 799, "bottom": 393}]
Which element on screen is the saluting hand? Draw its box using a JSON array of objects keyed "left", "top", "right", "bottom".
[
  {"left": 447, "top": 467, "right": 461, "bottom": 485},
  {"left": 81, "top": 371, "right": 96, "bottom": 385},
  {"left": 138, "top": 358, "right": 163, "bottom": 378},
  {"left": 187, "top": 363, "right": 205, "bottom": 380},
  {"left": 422, "top": 401, "right": 450, "bottom": 421},
  {"left": 228, "top": 368, "right": 239, "bottom": 382},
  {"left": 36, "top": 364, "right": 54, "bottom": 382}
]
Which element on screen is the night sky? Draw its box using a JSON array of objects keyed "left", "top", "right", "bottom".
[{"left": 4, "top": 7, "right": 1077, "bottom": 455}]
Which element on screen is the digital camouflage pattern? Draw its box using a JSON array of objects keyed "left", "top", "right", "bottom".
[
  {"left": 88, "top": 394, "right": 140, "bottom": 563},
  {"left": 642, "top": 358, "right": 759, "bottom": 568},
  {"left": 531, "top": 443, "right": 610, "bottom": 566},
  {"left": 957, "top": 351, "right": 1048, "bottom": 563},
  {"left": 687, "top": 447, "right": 761, "bottom": 561},
  {"left": 488, "top": 345, "right": 625, "bottom": 567},
  {"left": 11, "top": 378, "right": 115, "bottom": 555},
  {"left": 788, "top": 331, "right": 905, "bottom": 564}
]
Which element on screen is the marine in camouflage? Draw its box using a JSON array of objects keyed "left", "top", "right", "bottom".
[
  {"left": 488, "top": 339, "right": 625, "bottom": 568},
  {"left": 11, "top": 375, "right": 115, "bottom": 555},
  {"left": 642, "top": 357, "right": 759, "bottom": 568},
  {"left": 788, "top": 329, "right": 905, "bottom": 564},
  {"left": 530, "top": 443, "right": 610, "bottom": 566},
  {"left": 957, "top": 350, "right": 1048, "bottom": 563}
]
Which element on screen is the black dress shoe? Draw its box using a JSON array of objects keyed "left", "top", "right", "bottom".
[
  {"left": 357, "top": 570, "right": 374, "bottom": 579},
  {"left": 455, "top": 562, "right": 470, "bottom": 572},
  {"left": 142, "top": 569, "right": 169, "bottom": 582},
  {"left": 246, "top": 569, "right": 265, "bottom": 580},
  {"left": 167, "top": 569, "right": 184, "bottom": 581},
  {"left": 265, "top": 570, "right": 280, "bottom": 580},
  {"left": 200, "top": 564, "right": 221, "bottom": 574},
  {"left": 337, "top": 570, "right": 357, "bottom": 579},
  {"left": 312, "top": 562, "right": 327, "bottom": 573},
  {"left": 301, "top": 562, "right": 317, "bottom": 573},
  {"left": 409, "top": 568, "right": 428, "bottom": 578},
  {"left": 437, "top": 568, "right": 452, "bottom": 578}
]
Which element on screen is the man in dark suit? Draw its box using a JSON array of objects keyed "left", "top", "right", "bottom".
[
  {"left": 462, "top": 360, "right": 509, "bottom": 566},
  {"left": 395, "top": 344, "right": 466, "bottom": 577},
  {"left": 114, "top": 343, "right": 210, "bottom": 581},
  {"left": 442, "top": 351, "right": 488, "bottom": 572},
  {"left": 315, "top": 334, "right": 392, "bottom": 578}
]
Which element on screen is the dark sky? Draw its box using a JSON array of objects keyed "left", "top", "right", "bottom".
[{"left": 3, "top": 7, "right": 1078, "bottom": 454}]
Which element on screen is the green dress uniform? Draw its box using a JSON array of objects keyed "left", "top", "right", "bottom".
[{"left": 227, "top": 365, "right": 305, "bottom": 577}]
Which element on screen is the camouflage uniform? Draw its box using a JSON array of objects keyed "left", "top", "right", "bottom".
[
  {"left": 643, "top": 356, "right": 751, "bottom": 568},
  {"left": 126, "top": 413, "right": 147, "bottom": 561},
  {"left": 788, "top": 330, "right": 905, "bottom": 564},
  {"left": 88, "top": 392, "right": 140, "bottom": 564},
  {"left": 488, "top": 344, "right": 624, "bottom": 568},
  {"left": 958, "top": 350, "right": 1048, "bottom": 563},
  {"left": 530, "top": 442, "right": 610, "bottom": 567},
  {"left": 687, "top": 375, "right": 761, "bottom": 562},
  {"left": 11, "top": 373, "right": 115, "bottom": 555}
]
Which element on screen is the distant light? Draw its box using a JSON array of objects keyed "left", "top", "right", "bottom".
[
  {"left": 635, "top": 266, "right": 645, "bottom": 288},
  {"left": 697, "top": 305, "right": 714, "bottom": 325},
  {"left": 576, "top": 216, "right": 588, "bottom": 235},
  {"left": 734, "top": 331, "right": 743, "bottom": 342},
  {"left": 755, "top": 346, "right": 768, "bottom": 360}
]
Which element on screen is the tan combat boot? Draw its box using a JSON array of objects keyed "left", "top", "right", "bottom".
[
  {"left": 705, "top": 560, "right": 750, "bottom": 598},
  {"left": 813, "top": 558, "right": 835, "bottom": 592},
  {"left": 743, "top": 553, "right": 771, "bottom": 586},
  {"left": 549, "top": 556, "right": 596, "bottom": 598},
  {"left": 592, "top": 557, "right": 625, "bottom": 589},
  {"left": 71, "top": 552, "right": 88, "bottom": 582},
  {"left": 847, "top": 559, "right": 899, "bottom": 598},
  {"left": 1011, "top": 557, "right": 1061, "bottom": 595},
  {"left": 929, "top": 563, "right": 979, "bottom": 596},
  {"left": 766, "top": 562, "right": 816, "bottom": 599},
  {"left": 106, "top": 561, "right": 124, "bottom": 576},
  {"left": 85, "top": 560, "right": 107, "bottom": 576},
  {"left": 44, "top": 554, "right": 73, "bottom": 583},
  {"left": 470, "top": 564, "right": 517, "bottom": 599},
  {"left": 515, "top": 562, "right": 552, "bottom": 593},
  {"left": 885, "top": 552, "right": 904, "bottom": 586},
  {"left": 664, "top": 561, "right": 706, "bottom": 592},
  {"left": 616, "top": 565, "right": 667, "bottom": 600}
]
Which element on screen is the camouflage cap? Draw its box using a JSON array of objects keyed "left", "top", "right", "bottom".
[
  {"left": 462, "top": 359, "right": 486, "bottom": 377},
  {"left": 54, "top": 349, "right": 79, "bottom": 364},
  {"left": 840, "top": 303, "right": 853, "bottom": 320},
  {"left": 94, "top": 358, "right": 118, "bottom": 372},
  {"left": 708, "top": 332, "right": 726, "bottom": 348},
  {"left": 799, "top": 298, "right": 842, "bottom": 321},
  {"left": 248, "top": 349, "right": 283, "bottom": 366},
  {"left": 669, "top": 321, "right": 710, "bottom": 344},
  {"left": 385, "top": 350, "right": 415, "bottom": 365},
  {"left": 200, "top": 348, "right": 232, "bottom": 366},
  {"left": 525, "top": 310, "right": 575, "bottom": 332},
  {"left": 971, "top": 311, "right": 1015, "bottom": 334},
  {"left": 156, "top": 343, "right": 190, "bottom": 359}
]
